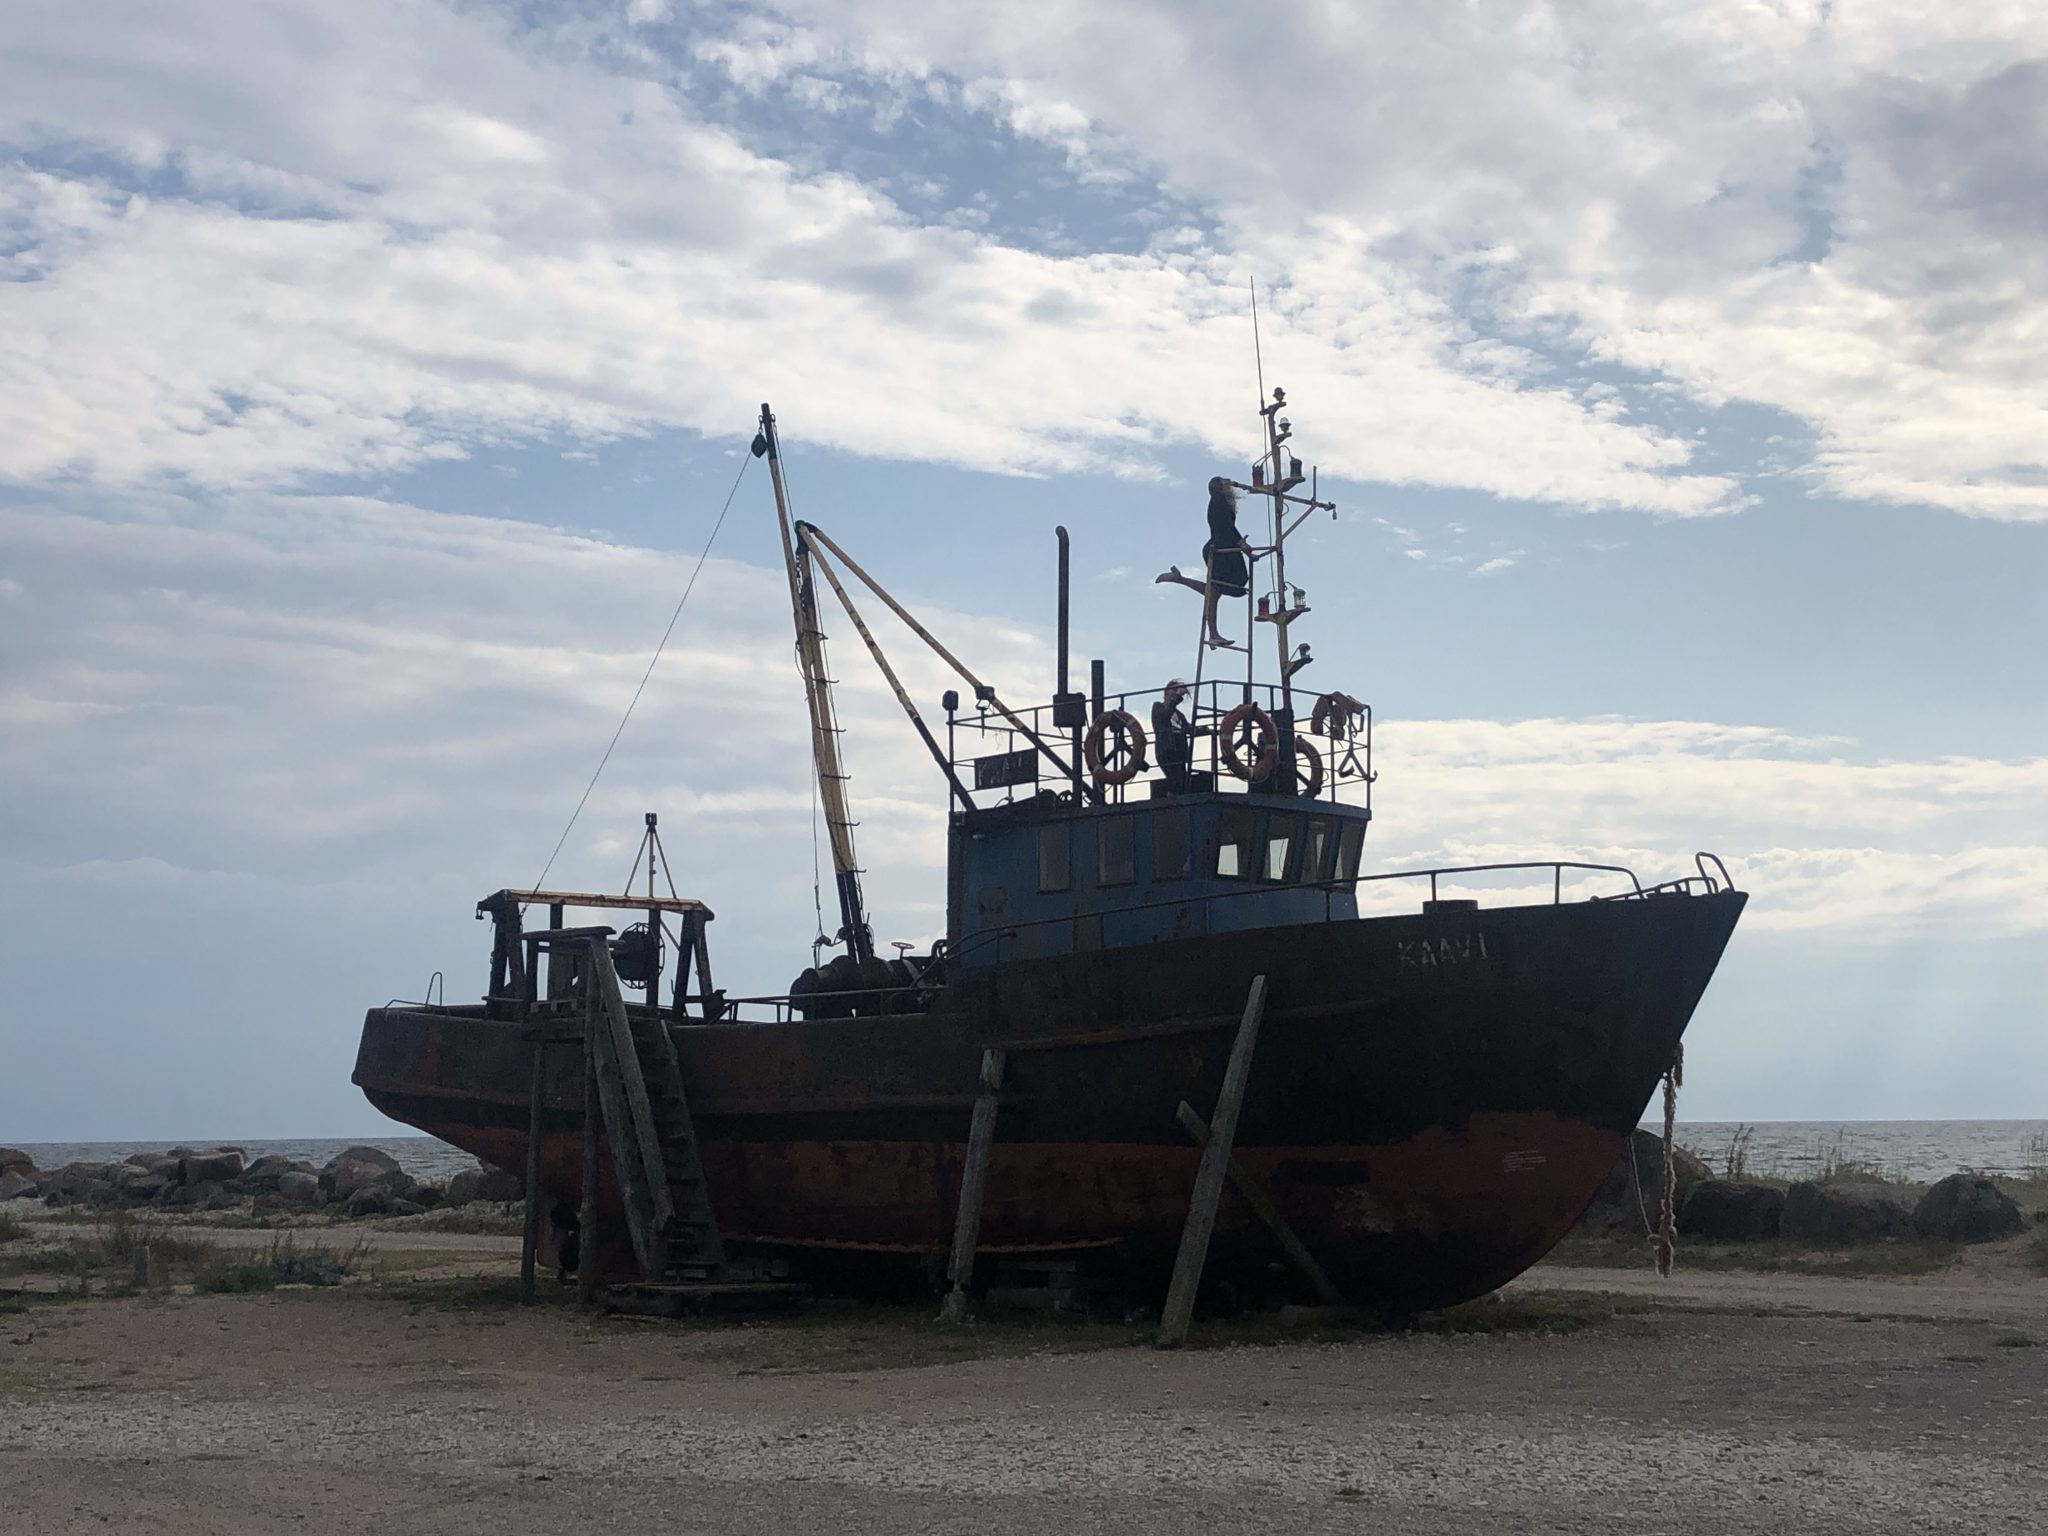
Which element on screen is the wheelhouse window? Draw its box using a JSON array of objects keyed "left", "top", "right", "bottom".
[
  {"left": 1097, "top": 816, "right": 1136, "bottom": 887},
  {"left": 1301, "top": 818, "right": 1335, "bottom": 883},
  {"left": 1335, "top": 820, "right": 1366, "bottom": 883},
  {"left": 1214, "top": 809, "right": 1256, "bottom": 880},
  {"left": 1152, "top": 806, "right": 1191, "bottom": 881},
  {"left": 1037, "top": 823, "right": 1071, "bottom": 892},
  {"left": 1261, "top": 813, "right": 1299, "bottom": 882}
]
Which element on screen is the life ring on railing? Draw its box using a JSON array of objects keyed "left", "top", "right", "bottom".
[
  {"left": 1083, "top": 709, "right": 1148, "bottom": 786},
  {"left": 1219, "top": 703, "right": 1277, "bottom": 782},
  {"left": 1290, "top": 736, "right": 1324, "bottom": 799},
  {"left": 1311, "top": 690, "right": 1366, "bottom": 739}
]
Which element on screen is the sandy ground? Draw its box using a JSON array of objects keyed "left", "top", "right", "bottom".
[{"left": 4, "top": 1238, "right": 2046, "bottom": 1536}]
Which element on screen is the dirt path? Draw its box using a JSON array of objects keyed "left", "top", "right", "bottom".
[
  {"left": 1520, "top": 1260, "right": 2048, "bottom": 1326},
  {"left": 3, "top": 1280, "right": 2045, "bottom": 1534}
]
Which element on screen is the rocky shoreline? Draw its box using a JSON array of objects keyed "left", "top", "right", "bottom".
[
  {"left": 1574, "top": 1129, "right": 2036, "bottom": 1246},
  {"left": 0, "top": 1143, "right": 519, "bottom": 1220}
]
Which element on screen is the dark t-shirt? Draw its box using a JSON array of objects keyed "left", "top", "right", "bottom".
[{"left": 1152, "top": 699, "right": 1192, "bottom": 763}]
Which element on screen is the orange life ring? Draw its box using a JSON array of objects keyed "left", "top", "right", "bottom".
[
  {"left": 1291, "top": 737, "right": 1324, "bottom": 799},
  {"left": 1219, "top": 703, "right": 1276, "bottom": 782},
  {"left": 1083, "top": 710, "right": 1148, "bottom": 786},
  {"left": 1311, "top": 690, "right": 1365, "bottom": 739}
]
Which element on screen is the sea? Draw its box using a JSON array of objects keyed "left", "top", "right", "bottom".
[{"left": 12, "top": 1121, "right": 2048, "bottom": 1183}]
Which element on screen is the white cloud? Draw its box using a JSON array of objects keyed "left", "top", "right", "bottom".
[
  {"left": 0, "top": 1, "right": 1740, "bottom": 516},
  {"left": 733, "top": 0, "right": 2048, "bottom": 519}
]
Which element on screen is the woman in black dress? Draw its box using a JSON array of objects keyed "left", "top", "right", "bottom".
[{"left": 1156, "top": 476, "right": 1251, "bottom": 648}]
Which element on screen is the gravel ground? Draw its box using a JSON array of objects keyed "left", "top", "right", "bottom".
[{"left": 3, "top": 1278, "right": 2045, "bottom": 1535}]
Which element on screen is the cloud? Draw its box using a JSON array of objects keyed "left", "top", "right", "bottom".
[
  {"left": 727, "top": 0, "right": 2048, "bottom": 519},
  {"left": 0, "top": 1, "right": 1740, "bottom": 516}
]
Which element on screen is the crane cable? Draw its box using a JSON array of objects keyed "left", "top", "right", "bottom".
[{"left": 528, "top": 453, "right": 754, "bottom": 900}]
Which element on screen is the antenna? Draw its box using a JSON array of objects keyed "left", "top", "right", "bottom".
[{"left": 1249, "top": 278, "right": 1267, "bottom": 413}]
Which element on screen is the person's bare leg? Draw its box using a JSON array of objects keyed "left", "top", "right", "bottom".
[
  {"left": 1155, "top": 565, "right": 1205, "bottom": 593},
  {"left": 1202, "top": 586, "right": 1236, "bottom": 647}
]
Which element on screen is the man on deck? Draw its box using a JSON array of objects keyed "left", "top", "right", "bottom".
[{"left": 1151, "top": 678, "right": 1198, "bottom": 791}]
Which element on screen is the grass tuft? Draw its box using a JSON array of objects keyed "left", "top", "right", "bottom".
[
  {"left": 193, "top": 1235, "right": 360, "bottom": 1293},
  {"left": 0, "top": 1210, "right": 26, "bottom": 1244},
  {"left": 1544, "top": 1234, "right": 1959, "bottom": 1277}
]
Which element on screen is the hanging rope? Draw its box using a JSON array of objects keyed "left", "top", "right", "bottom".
[
  {"left": 527, "top": 454, "right": 752, "bottom": 900},
  {"left": 1653, "top": 1041, "right": 1685, "bottom": 1278}
]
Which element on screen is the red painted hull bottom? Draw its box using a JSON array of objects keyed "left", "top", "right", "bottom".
[{"left": 387, "top": 1101, "right": 1621, "bottom": 1312}]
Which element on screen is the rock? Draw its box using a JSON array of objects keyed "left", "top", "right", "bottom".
[
  {"left": 343, "top": 1185, "right": 397, "bottom": 1218},
  {"left": 444, "top": 1166, "right": 526, "bottom": 1207},
  {"left": 326, "top": 1145, "right": 401, "bottom": 1175},
  {"left": 179, "top": 1150, "right": 245, "bottom": 1186},
  {"left": 1913, "top": 1174, "right": 2023, "bottom": 1244},
  {"left": 240, "top": 1155, "right": 317, "bottom": 1193},
  {"left": 164, "top": 1146, "right": 197, "bottom": 1161},
  {"left": 120, "top": 1173, "right": 172, "bottom": 1202},
  {"left": 390, "top": 1198, "right": 428, "bottom": 1218},
  {"left": 1781, "top": 1181, "right": 1916, "bottom": 1244},
  {"left": 165, "top": 1179, "right": 226, "bottom": 1209},
  {"left": 0, "top": 1147, "right": 34, "bottom": 1176},
  {"left": 0, "top": 1168, "right": 36, "bottom": 1202},
  {"left": 1678, "top": 1179, "right": 1785, "bottom": 1240},
  {"left": 1576, "top": 1130, "right": 1712, "bottom": 1235},
  {"left": 275, "top": 1170, "right": 323, "bottom": 1204},
  {"left": 323, "top": 1159, "right": 410, "bottom": 1202}
]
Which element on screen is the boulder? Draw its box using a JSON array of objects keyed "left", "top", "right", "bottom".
[
  {"left": 1781, "top": 1181, "right": 1916, "bottom": 1244},
  {"left": 323, "top": 1159, "right": 410, "bottom": 1202},
  {"left": 166, "top": 1179, "right": 227, "bottom": 1209},
  {"left": 0, "top": 1147, "right": 33, "bottom": 1176},
  {"left": 275, "top": 1170, "right": 323, "bottom": 1204},
  {"left": 179, "top": 1150, "right": 245, "bottom": 1186},
  {"left": 1678, "top": 1179, "right": 1785, "bottom": 1241},
  {"left": 390, "top": 1198, "right": 428, "bottom": 1218},
  {"left": 240, "top": 1155, "right": 315, "bottom": 1193},
  {"left": 1913, "top": 1174, "right": 2023, "bottom": 1244},
  {"left": 0, "top": 1168, "right": 36, "bottom": 1202},
  {"left": 1576, "top": 1131, "right": 1712, "bottom": 1235},
  {"left": 343, "top": 1185, "right": 397, "bottom": 1218},
  {"left": 444, "top": 1166, "right": 526, "bottom": 1207},
  {"left": 326, "top": 1145, "right": 401, "bottom": 1175},
  {"left": 119, "top": 1173, "right": 172, "bottom": 1203}
]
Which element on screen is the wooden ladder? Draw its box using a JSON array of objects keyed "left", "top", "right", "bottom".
[{"left": 583, "top": 937, "right": 726, "bottom": 1281}]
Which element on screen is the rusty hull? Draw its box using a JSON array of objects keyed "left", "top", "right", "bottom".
[{"left": 355, "top": 889, "right": 1743, "bottom": 1311}]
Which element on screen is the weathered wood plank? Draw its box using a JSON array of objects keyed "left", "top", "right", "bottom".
[
  {"left": 1175, "top": 1100, "right": 1343, "bottom": 1306},
  {"left": 1158, "top": 974, "right": 1268, "bottom": 1349},
  {"left": 939, "top": 1048, "right": 1006, "bottom": 1324}
]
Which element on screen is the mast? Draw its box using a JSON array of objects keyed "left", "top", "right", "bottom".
[{"left": 756, "top": 403, "right": 873, "bottom": 965}]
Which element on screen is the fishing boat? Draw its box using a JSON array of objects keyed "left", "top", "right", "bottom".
[{"left": 353, "top": 388, "right": 1745, "bottom": 1313}]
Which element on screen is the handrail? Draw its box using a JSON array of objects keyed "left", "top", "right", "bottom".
[
  {"left": 684, "top": 855, "right": 1736, "bottom": 1023},
  {"left": 947, "top": 677, "right": 1374, "bottom": 812}
]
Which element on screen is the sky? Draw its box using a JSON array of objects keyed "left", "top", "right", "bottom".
[{"left": 2, "top": 0, "right": 2045, "bottom": 1140}]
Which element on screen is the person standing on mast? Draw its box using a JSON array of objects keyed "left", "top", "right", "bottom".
[{"left": 1156, "top": 477, "right": 1251, "bottom": 649}]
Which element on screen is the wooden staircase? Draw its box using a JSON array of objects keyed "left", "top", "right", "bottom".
[{"left": 527, "top": 931, "right": 802, "bottom": 1315}]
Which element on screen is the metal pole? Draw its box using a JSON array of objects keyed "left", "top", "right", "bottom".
[
  {"left": 800, "top": 530, "right": 975, "bottom": 810},
  {"left": 759, "top": 405, "right": 871, "bottom": 962},
  {"left": 802, "top": 521, "right": 1096, "bottom": 800}
]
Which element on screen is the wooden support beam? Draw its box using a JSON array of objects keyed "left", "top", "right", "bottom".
[
  {"left": 1175, "top": 1101, "right": 1342, "bottom": 1307},
  {"left": 577, "top": 996, "right": 602, "bottom": 1309},
  {"left": 1157, "top": 974, "right": 1268, "bottom": 1349},
  {"left": 939, "top": 1048, "right": 1005, "bottom": 1324},
  {"left": 519, "top": 1036, "right": 545, "bottom": 1303}
]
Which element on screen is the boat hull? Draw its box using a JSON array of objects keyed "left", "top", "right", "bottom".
[{"left": 354, "top": 889, "right": 1743, "bottom": 1311}]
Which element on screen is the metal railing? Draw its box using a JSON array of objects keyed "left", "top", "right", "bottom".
[
  {"left": 946, "top": 678, "right": 1373, "bottom": 811},
  {"left": 678, "top": 852, "right": 1738, "bottom": 1023}
]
